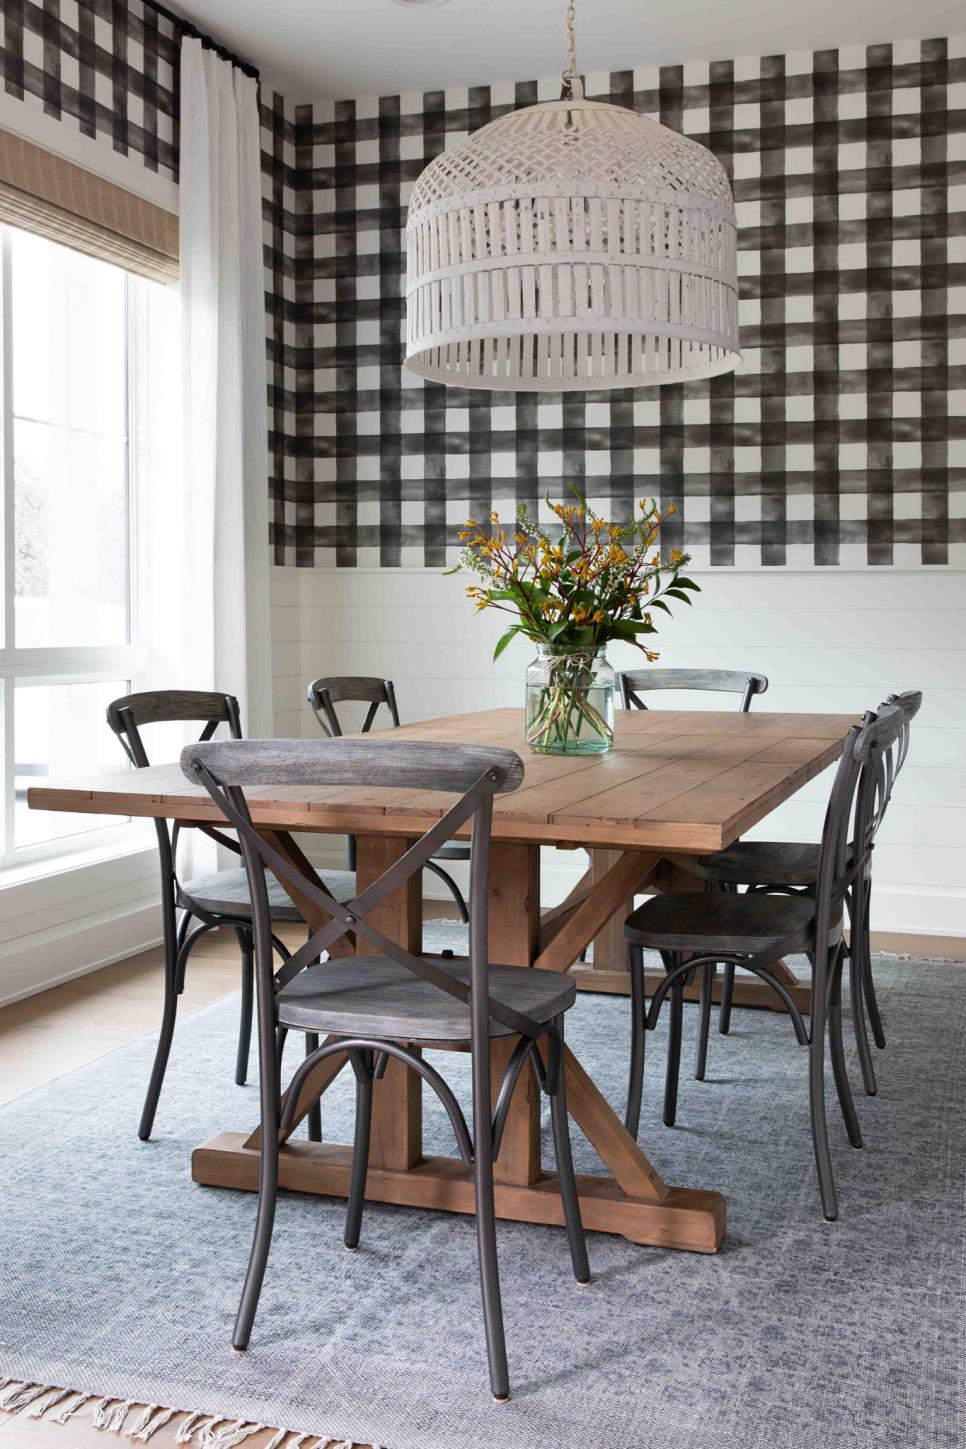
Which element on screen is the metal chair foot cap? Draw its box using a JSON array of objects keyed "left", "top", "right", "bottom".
[
  {"left": 577, "top": 1277, "right": 591, "bottom": 1287},
  {"left": 344, "top": 1243, "right": 360, "bottom": 1252},
  {"left": 823, "top": 1212, "right": 838, "bottom": 1223},
  {"left": 231, "top": 1345, "right": 247, "bottom": 1355},
  {"left": 492, "top": 1393, "right": 510, "bottom": 1403}
]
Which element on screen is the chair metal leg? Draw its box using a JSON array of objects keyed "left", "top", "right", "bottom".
[
  {"left": 829, "top": 948, "right": 863, "bottom": 1148},
  {"left": 718, "top": 963, "right": 735, "bottom": 1035},
  {"left": 424, "top": 859, "right": 469, "bottom": 924},
  {"left": 275, "top": 1026, "right": 288, "bottom": 1107},
  {"left": 138, "top": 916, "right": 179, "bottom": 1142},
  {"left": 695, "top": 963, "right": 713, "bottom": 1081},
  {"left": 663, "top": 959, "right": 684, "bottom": 1128},
  {"left": 847, "top": 879, "right": 877, "bottom": 1097},
  {"left": 174, "top": 911, "right": 192, "bottom": 994},
  {"left": 547, "top": 1018, "right": 590, "bottom": 1284},
  {"left": 712, "top": 884, "right": 738, "bottom": 1035},
  {"left": 624, "top": 943, "right": 646, "bottom": 1136},
  {"left": 344, "top": 1052, "right": 373, "bottom": 1251},
  {"left": 471, "top": 1027, "right": 509, "bottom": 1400},
  {"left": 304, "top": 1033, "right": 322, "bottom": 1142},
  {"left": 233, "top": 1012, "right": 280, "bottom": 1351},
  {"left": 808, "top": 947, "right": 838, "bottom": 1221},
  {"left": 235, "top": 928, "right": 254, "bottom": 1086},
  {"left": 859, "top": 878, "right": 886, "bottom": 1050}
]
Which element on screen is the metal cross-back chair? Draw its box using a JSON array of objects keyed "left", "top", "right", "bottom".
[
  {"left": 622, "top": 704, "right": 906, "bottom": 1220},
  {"left": 307, "top": 675, "right": 470, "bottom": 922},
  {"left": 107, "top": 689, "right": 357, "bottom": 1141},
  {"left": 617, "top": 668, "right": 769, "bottom": 713},
  {"left": 695, "top": 689, "right": 923, "bottom": 1096},
  {"left": 577, "top": 667, "right": 768, "bottom": 969},
  {"left": 182, "top": 735, "right": 589, "bottom": 1401}
]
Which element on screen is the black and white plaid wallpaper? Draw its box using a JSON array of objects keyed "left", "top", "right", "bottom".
[
  {"left": 273, "top": 37, "right": 966, "bottom": 569},
  {"left": 0, "top": 0, "right": 179, "bottom": 178},
  {"left": 2, "top": 11, "right": 962, "bottom": 569}
]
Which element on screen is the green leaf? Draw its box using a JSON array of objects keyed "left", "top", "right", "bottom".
[{"left": 492, "top": 625, "right": 523, "bottom": 661}]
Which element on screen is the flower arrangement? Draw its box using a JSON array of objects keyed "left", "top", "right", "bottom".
[{"left": 450, "top": 490, "right": 700, "bottom": 753}]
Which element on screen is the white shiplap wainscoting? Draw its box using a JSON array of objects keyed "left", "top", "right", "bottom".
[{"left": 271, "top": 564, "right": 966, "bottom": 946}]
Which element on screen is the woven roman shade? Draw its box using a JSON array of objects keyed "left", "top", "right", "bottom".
[{"left": 0, "top": 128, "right": 178, "bottom": 283}]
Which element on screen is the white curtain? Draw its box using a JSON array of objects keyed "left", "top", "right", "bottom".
[{"left": 178, "top": 37, "right": 272, "bottom": 738}]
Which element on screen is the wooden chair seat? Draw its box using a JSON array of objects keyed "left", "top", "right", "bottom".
[
  {"left": 696, "top": 840, "right": 820, "bottom": 888},
  {"left": 625, "top": 890, "right": 819, "bottom": 955},
  {"left": 276, "top": 957, "right": 576, "bottom": 1042},
  {"left": 183, "top": 866, "right": 357, "bottom": 923}
]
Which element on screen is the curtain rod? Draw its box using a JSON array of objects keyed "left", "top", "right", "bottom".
[{"left": 144, "top": 0, "right": 261, "bottom": 81}]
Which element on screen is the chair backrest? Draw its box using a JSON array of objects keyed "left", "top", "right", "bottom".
[
  {"left": 881, "top": 689, "right": 922, "bottom": 805},
  {"left": 107, "top": 689, "right": 242, "bottom": 768},
  {"left": 181, "top": 737, "right": 540, "bottom": 1046},
  {"left": 106, "top": 690, "right": 244, "bottom": 894},
  {"left": 814, "top": 706, "right": 906, "bottom": 945},
  {"left": 307, "top": 676, "right": 400, "bottom": 738},
  {"left": 617, "top": 669, "right": 768, "bottom": 713}
]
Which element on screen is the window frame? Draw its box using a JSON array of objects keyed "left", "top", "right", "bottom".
[{"left": 0, "top": 224, "right": 146, "bottom": 872}]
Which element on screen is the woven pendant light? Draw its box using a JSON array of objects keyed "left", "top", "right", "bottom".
[{"left": 405, "top": 1, "right": 740, "bottom": 391}]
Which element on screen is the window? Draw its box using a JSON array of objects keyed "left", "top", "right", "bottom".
[{"left": 0, "top": 226, "right": 170, "bottom": 868}]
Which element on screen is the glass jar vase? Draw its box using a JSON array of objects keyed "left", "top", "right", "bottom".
[{"left": 525, "top": 646, "right": 615, "bottom": 755}]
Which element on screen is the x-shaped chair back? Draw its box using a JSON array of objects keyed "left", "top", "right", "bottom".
[
  {"left": 848, "top": 704, "right": 908, "bottom": 887},
  {"left": 877, "top": 689, "right": 922, "bottom": 824},
  {"left": 181, "top": 737, "right": 539, "bottom": 1040},
  {"left": 307, "top": 676, "right": 400, "bottom": 738},
  {"left": 108, "top": 689, "right": 246, "bottom": 884},
  {"left": 617, "top": 668, "right": 769, "bottom": 713},
  {"left": 814, "top": 705, "right": 905, "bottom": 945}
]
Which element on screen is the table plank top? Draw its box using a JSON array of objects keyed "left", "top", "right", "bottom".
[{"left": 28, "top": 707, "right": 856, "bottom": 854}]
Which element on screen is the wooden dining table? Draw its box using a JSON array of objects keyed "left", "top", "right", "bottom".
[{"left": 29, "top": 706, "right": 856, "bottom": 1256}]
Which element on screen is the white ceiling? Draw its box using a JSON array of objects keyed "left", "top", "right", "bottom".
[{"left": 167, "top": 0, "right": 963, "bottom": 101}]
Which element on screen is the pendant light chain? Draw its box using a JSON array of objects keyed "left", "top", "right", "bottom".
[{"left": 562, "top": 0, "right": 583, "bottom": 100}]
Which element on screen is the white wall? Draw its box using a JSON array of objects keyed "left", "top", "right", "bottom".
[{"left": 271, "top": 563, "right": 966, "bottom": 942}]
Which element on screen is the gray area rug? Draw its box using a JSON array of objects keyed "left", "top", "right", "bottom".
[{"left": 1, "top": 940, "right": 965, "bottom": 1449}]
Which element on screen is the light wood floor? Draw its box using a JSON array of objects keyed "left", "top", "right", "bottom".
[{"left": 0, "top": 925, "right": 371, "bottom": 1449}]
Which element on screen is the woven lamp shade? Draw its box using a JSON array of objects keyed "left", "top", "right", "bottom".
[{"left": 405, "top": 98, "right": 740, "bottom": 392}]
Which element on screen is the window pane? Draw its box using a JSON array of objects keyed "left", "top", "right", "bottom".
[
  {"left": 14, "top": 680, "right": 130, "bottom": 849},
  {"left": 11, "top": 229, "right": 126, "bottom": 435},
  {"left": 10, "top": 229, "right": 129, "bottom": 648},
  {"left": 14, "top": 420, "right": 128, "bottom": 647}
]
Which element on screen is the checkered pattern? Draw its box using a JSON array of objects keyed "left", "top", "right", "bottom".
[
  {"left": 261, "top": 89, "right": 298, "bottom": 558},
  {"left": 272, "top": 39, "right": 966, "bottom": 569},
  {"left": 0, "top": 0, "right": 178, "bottom": 179}
]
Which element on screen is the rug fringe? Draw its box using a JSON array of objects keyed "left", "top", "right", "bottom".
[
  {"left": 51, "top": 1393, "right": 92, "bottom": 1424},
  {"left": 0, "top": 1383, "right": 48, "bottom": 1414},
  {"left": 130, "top": 1407, "right": 178, "bottom": 1441},
  {"left": 24, "top": 1388, "right": 71, "bottom": 1419},
  {"left": 175, "top": 1411, "right": 208, "bottom": 1443},
  {"left": 198, "top": 1419, "right": 265, "bottom": 1449},
  {"left": 0, "top": 1379, "right": 368, "bottom": 1448}
]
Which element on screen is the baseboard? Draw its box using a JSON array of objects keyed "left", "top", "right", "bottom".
[
  {"left": 867, "top": 932, "right": 966, "bottom": 962},
  {"left": 0, "top": 900, "right": 163, "bottom": 1008}
]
